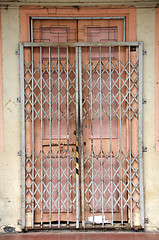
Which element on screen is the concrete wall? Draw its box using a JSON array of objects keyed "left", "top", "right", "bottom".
[
  {"left": 0, "top": 7, "right": 21, "bottom": 232},
  {"left": 137, "top": 8, "right": 159, "bottom": 232},
  {"left": 0, "top": 3, "right": 159, "bottom": 233}
]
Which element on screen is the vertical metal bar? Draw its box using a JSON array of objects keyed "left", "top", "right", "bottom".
[
  {"left": 49, "top": 46, "right": 52, "bottom": 228},
  {"left": 109, "top": 46, "right": 113, "bottom": 225},
  {"left": 128, "top": 46, "right": 133, "bottom": 227},
  {"left": 31, "top": 46, "right": 35, "bottom": 228},
  {"left": 99, "top": 47, "right": 104, "bottom": 226},
  {"left": 20, "top": 43, "right": 26, "bottom": 229},
  {"left": 90, "top": 47, "right": 95, "bottom": 225},
  {"left": 30, "top": 18, "right": 33, "bottom": 43},
  {"left": 40, "top": 46, "right": 43, "bottom": 228},
  {"left": 138, "top": 42, "right": 144, "bottom": 228},
  {"left": 58, "top": 47, "right": 61, "bottom": 228},
  {"left": 119, "top": 46, "right": 123, "bottom": 224},
  {"left": 79, "top": 47, "right": 85, "bottom": 228},
  {"left": 123, "top": 17, "right": 126, "bottom": 42},
  {"left": 66, "top": 47, "right": 70, "bottom": 226},
  {"left": 76, "top": 47, "right": 79, "bottom": 229}
]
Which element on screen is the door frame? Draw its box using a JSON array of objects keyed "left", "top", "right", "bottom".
[{"left": 20, "top": 7, "right": 141, "bottom": 230}]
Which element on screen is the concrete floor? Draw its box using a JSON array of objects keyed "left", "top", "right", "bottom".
[{"left": 0, "top": 232, "right": 159, "bottom": 240}]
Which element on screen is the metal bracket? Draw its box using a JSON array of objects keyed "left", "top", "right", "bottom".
[
  {"left": 16, "top": 97, "right": 21, "bottom": 103},
  {"left": 17, "top": 151, "right": 22, "bottom": 156},
  {"left": 16, "top": 50, "right": 20, "bottom": 55},
  {"left": 142, "top": 99, "right": 147, "bottom": 104},
  {"left": 143, "top": 50, "right": 147, "bottom": 55},
  {"left": 142, "top": 147, "right": 147, "bottom": 152},
  {"left": 17, "top": 220, "right": 21, "bottom": 226},
  {"left": 144, "top": 217, "right": 149, "bottom": 224}
]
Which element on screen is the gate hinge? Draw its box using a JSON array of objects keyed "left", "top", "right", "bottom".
[
  {"left": 143, "top": 50, "right": 147, "bottom": 55},
  {"left": 16, "top": 50, "right": 20, "bottom": 55},
  {"left": 142, "top": 146, "right": 147, "bottom": 152},
  {"left": 16, "top": 97, "right": 21, "bottom": 103},
  {"left": 142, "top": 99, "right": 147, "bottom": 104},
  {"left": 17, "top": 151, "right": 22, "bottom": 156}
]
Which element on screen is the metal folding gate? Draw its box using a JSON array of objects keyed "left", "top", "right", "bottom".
[{"left": 20, "top": 42, "right": 144, "bottom": 229}]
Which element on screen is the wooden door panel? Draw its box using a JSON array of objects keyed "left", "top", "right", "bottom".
[
  {"left": 90, "top": 71, "right": 118, "bottom": 138},
  {"left": 42, "top": 146, "right": 75, "bottom": 212},
  {"left": 33, "top": 19, "right": 77, "bottom": 43},
  {"left": 33, "top": 19, "right": 77, "bottom": 223}
]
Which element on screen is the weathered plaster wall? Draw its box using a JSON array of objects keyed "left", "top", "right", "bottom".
[
  {"left": 0, "top": 7, "right": 21, "bottom": 232},
  {"left": 0, "top": 4, "right": 159, "bottom": 233},
  {"left": 137, "top": 8, "right": 159, "bottom": 232}
]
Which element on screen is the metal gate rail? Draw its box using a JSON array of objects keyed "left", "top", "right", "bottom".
[{"left": 20, "top": 42, "right": 144, "bottom": 229}]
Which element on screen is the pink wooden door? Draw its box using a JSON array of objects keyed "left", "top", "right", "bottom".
[{"left": 31, "top": 18, "right": 128, "bottom": 224}]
